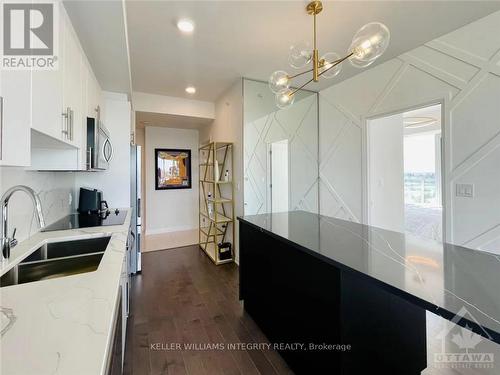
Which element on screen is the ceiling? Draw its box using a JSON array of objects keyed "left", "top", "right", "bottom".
[
  {"left": 403, "top": 104, "right": 442, "bottom": 135},
  {"left": 64, "top": 0, "right": 131, "bottom": 94},
  {"left": 404, "top": 104, "right": 441, "bottom": 122},
  {"left": 125, "top": 1, "right": 500, "bottom": 102},
  {"left": 66, "top": 1, "right": 500, "bottom": 103},
  {"left": 243, "top": 79, "right": 317, "bottom": 123},
  {"left": 136, "top": 111, "right": 213, "bottom": 130}
]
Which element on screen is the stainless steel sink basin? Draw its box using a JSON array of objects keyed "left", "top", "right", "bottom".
[
  {"left": 23, "top": 236, "right": 111, "bottom": 262},
  {"left": 0, "top": 236, "right": 111, "bottom": 287}
]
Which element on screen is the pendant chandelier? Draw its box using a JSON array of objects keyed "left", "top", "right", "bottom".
[{"left": 269, "top": 1, "right": 390, "bottom": 108}]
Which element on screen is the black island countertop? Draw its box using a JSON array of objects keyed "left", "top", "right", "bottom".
[{"left": 238, "top": 210, "right": 500, "bottom": 344}]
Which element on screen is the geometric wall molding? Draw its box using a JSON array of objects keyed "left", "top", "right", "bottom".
[
  {"left": 244, "top": 92, "right": 319, "bottom": 216},
  {"left": 449, "top": 123, "right": 500, "bottom": 182},
  {"left": 319, "top": 10, "right": 500, "bottom": 254},
  {"left": 450, "top": 73, "right": 500, "bottom": 169},
  {"left": 463, "top": 223, "right": 500, "bottom": 252}
]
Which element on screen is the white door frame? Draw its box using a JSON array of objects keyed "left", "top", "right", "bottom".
[{"left": 362, "top": 97, "right": 448, "bottom": 241}]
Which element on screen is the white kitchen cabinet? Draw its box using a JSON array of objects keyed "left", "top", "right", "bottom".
[
  {"left": 62, "top": 12, "right": 83, "bottom": 149},
  {"left": 30, "top": 3, "right": 104, "bottom": 171},
  {"left": 121, "top": 250, "right": 130, "bottom": 365},
  {"left": 31, "top": 66, "right": 64, "bottom": 141},
  {"left": 0, "top": 69, "right": 31, "bottom": 167},
  {"left": 31, "top": 2, "right": 84, "bottom": 150},
  {"left": 76, "top": 63, "right": 102, "bottom": 170},
  {"left": 31, "top": 1, "right": 65, "bottom": 142},
  {"left": 32, "top": 2, "right": 84, "bottom": 149},
  {"left": 86, "top": 68, "right": 102, "bottom": 119}
]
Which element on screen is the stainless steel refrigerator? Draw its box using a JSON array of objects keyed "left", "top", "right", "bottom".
[{"left": 130, "top": 145, "right": 142, "bottom": 273}]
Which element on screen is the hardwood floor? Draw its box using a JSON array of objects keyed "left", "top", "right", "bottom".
[
  {"left": 143, "top": 230, "right": 198, "bottom": 253},
  {"left": 123, "top": 245, "right": 495, "bottom": 375},
  {"left": 123, "top": 245, "right": 292, "bottom": 375}
]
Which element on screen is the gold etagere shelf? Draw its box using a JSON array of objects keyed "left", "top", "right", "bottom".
[{"left": 198, "top": 142, "right": 235, "bottom": 265}]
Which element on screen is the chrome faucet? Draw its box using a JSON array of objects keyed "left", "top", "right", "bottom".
[{"left": 1, "top": 185, "right": 46, "bottom": 260}]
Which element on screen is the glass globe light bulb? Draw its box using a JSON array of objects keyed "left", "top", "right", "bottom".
[
  {"left": 348, "top": 22, "right": 390, "bottom": 68},
  {"left": 288, "top": 41, "right": 312, "bottom": 69},
  {"left": 275, "top": 89, "right": 295, "bottom": 109},
  {"left": 269, "top": 70, "right": 290, "bottom": 94},
  {"left": 319, "top": 52, "right": 342, "bottom": 79}
]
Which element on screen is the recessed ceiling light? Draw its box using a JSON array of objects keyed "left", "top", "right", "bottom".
[
  {"left": 177, "top": 19, "right": 195, "bottom": 33},
  {"left": 185, "top": 86, "right": 196, "bottom": 94}
]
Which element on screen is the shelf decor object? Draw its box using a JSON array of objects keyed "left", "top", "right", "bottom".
[
  {"left": 198, "top": 142, "right": 235, "bottom": 265},
  {"left": 269, "top": 0, "right": 390, "bottom": 109}
]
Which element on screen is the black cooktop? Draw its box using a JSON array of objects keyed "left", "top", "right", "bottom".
[{"left": 42, "top": 209, "right": 127, "bottom": 232}]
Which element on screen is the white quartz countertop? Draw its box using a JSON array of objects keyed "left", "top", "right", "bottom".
[{"left": 0, "top": 209, "right": 131, "bottom": 375}]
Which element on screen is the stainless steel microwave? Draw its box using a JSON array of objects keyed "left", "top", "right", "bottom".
[{"left": 86, "top": 108, "right": 113, "bottom": 170}]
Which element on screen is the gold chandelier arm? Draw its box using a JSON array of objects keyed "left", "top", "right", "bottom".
[
  {"left": 288, "top": 52, "right": 355, "bottom": 97},
  {"left": 289, "top": 77, "right": 315, "bottom": 97},
  {"left": 317, "top": 52, "right": 354, "bottom": 79},
  {"left": 288, "top": 68, "right": 314, "bottom": 80}
]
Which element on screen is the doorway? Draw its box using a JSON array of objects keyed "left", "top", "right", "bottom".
[{"left": 367, "top": 104, "right": 443, "bottom": 241}]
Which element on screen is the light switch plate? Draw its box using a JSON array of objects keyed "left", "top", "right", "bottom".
[{"left": 456, "top": 183, "right": 474, "bottom": 198}]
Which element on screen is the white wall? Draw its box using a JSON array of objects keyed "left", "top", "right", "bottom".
[
  {"left": 0, "top": 168, "right": 74, "bottom": 243},
  {"left": 133, "top": 92, "right": 215, "bottom": 120},
  {"left": 319, "top": 10, "right": 500, "bottom": 252},
  {"left": 145, "top": 126, "right": 199, "bottom": 235},
  {"left": 367, "top": 113, "right": 405, "bottom": 232},
  {"left": 74, "top": 92, "right": 131, "bottom": 209}
]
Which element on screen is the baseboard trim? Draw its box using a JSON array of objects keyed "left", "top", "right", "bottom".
[{"left": 146, "top": 226, "right": 198, "bottom": 236}]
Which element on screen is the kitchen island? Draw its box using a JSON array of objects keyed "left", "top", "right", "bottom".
[
  {"left": 0, "top": 209, "right": 131, "bottom": 375},
  {"left": 238, "top": 211, "right": 500, "bottom": 374}
]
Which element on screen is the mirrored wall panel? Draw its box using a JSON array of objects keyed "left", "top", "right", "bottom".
[{"left": 243, "top": 79, "right": 319, "bottom": 215}]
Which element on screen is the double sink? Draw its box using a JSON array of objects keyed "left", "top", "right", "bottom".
[{"left": 1, "top": 236, "right": 111, "bottom": 287}]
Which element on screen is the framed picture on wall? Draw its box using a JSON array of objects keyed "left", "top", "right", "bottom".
[{"left": 155, "top": 148, "right": 192, "bottom": 190}]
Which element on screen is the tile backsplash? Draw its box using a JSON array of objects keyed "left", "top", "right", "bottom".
[{"left": 0, "top": 168, "right": 75, "bottom": 243}]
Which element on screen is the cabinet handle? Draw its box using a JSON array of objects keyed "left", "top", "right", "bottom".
[
  {"left": 61, "top": 108, "right": 69, "bottom": 139},
  {"left": 61, "top": 107, "right": 73, "bottom": 141},
  {"left": 69, "top": 108, "right": 74, "bottom": 141},
  {"left": 0, "top": 96, "right": 3, "bottom": 161}
]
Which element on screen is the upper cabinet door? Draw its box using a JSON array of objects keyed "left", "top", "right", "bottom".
[
  {"left": 31, "top": 2, "right": 85, "bottom": 150},
  {"left": 28, "top": 2, "right": 103, "bottom": 171},
  {"left": 31, "top": 1, "right": 65, "bottom": 141},
  {"left": 87, "top": 71, "right": 101, "bottom": 119},
  {"left": 62, "top": 10, "right": 83, "bottom": 149},
  {"left": 0, "top": 69, "right": 31, "bottom": 167}
]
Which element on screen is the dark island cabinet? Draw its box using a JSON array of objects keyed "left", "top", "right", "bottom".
[{"left": 239, "top": 221, "right": 427, "bottom": 374}]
